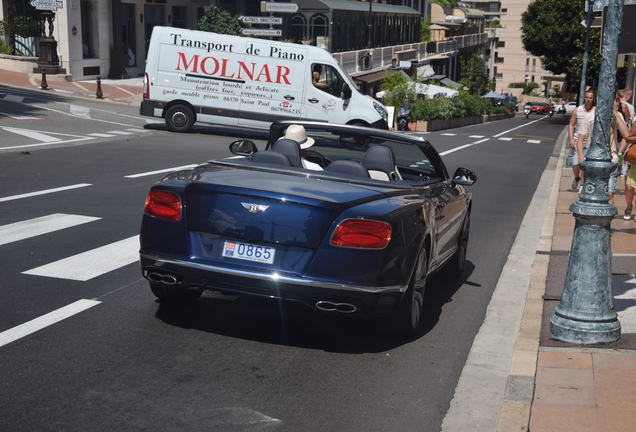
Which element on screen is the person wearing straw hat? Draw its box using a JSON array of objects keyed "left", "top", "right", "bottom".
[{"left": 279, "top": 124, "right": 324, "bottom": 171}]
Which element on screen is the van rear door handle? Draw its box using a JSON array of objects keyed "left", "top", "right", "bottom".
[
  {"left": 308, "top": 98, "right": 319, "bottom": 104},
  {"left": 284, "top": 95, "right": 295, "bottom": 101}
]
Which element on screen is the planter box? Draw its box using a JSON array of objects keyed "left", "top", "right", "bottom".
[{"left": 413, "top": 112, "right": 513, "bottom": 132}]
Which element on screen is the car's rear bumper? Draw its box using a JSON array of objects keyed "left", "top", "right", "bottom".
[{"left": 140, "top": 253, "right": 407, "bottom": 316}]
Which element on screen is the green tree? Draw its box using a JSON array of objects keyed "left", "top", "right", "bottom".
[
  {"left": 521, "top": 0, "right": 600, "bottom": 85},
  {"left": 459, "top": 53, "right": 491, "bottom": 95},
  {"left": 420, "top": 20, "right": 431, "bottom": 42},
  {"left": 197, "top": 6, "right": 242, "bottom": 35}
]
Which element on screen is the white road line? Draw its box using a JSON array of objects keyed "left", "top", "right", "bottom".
[
  {"left": 1, "top": 126, "right": 60, "bottom": 142},
  {"left": 52, "top": 88, "right": 74, "bottom": 94},
  {"left": 0, "top": 183, "right": 92, "bottom": 203},
  {"left": 469, "top": 135, "right": 484, "bottom": 138},
  {"left": 70, "top": 104, "right": 91, "bottom": 118},
  {"left": 113, "top": 85, "right": 136, "bottom": 96},
  {"left": 439, "top": 138, "right": 489, "bottom": 156},
  {"left": 527, "top": 139, "right": 541, "bottom": 144},
  {"left": 107, "top": 130, "right": 133, "bottom": 135},
  {"left": 441, "top": 133, "right": 456, "bottom": 136},
  {"left": 125, "top": 128, "right": 151, "bottom": 133},
  {"left": 0, "top": 299, "right": 101, "bottom": 348},
  {"left": 23, "top": 235, "right": 140, "bottom": 281},
  {"left": 0, "top": 114, "right": 43, "bottom": 120},
  {"left": 88, "top": 133, "right": 115, "bottom": 138},
  {"left": 498, "top": 137, "right": 513, "bottom": 141},
  {"left": 0, "top": 214, "right": 100, "bottom": 246},
  {"left": 4, "top": 95, "right": 25, "bottom": 103},
  {"left": 32, "top": 104, "right": 140, "bottom": 127},
  {"left": 0, "top": 137, "right": 94, "bottom": 151},
  {"left": 125, "top": 164, "right": 198, "bottom": 178},
  {"left": 493, "top": 117, "right": 544, "bottom": 137}
]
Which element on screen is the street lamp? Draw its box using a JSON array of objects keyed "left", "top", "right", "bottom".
[
  {"left": 549, "top": 0, "right": 625, "bottom": 345},
  {"left": 367, "top": 0, "right": 373, "bottom": 48},
  {"left": 578, "top": 0, "right": 594, "bottom": 106}
]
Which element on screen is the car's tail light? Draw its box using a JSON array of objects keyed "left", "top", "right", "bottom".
[
  {"left": 143, "top": 73, "right": 149, "bottom": 99},
  {"left": 144, "top": 190, "right": 181, "bottom": 222},
  {"left": 330, "top": 219, "right": 391, "bottom": 249}
]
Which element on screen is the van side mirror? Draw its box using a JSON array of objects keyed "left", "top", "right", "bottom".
[
  {"left": 341, "top": 83, "right": 352, "bottom": 100},
  {"left": 452, "top": 167, "right": 477, "bottom": 186},
  {"left": 229, "top": 140, "right": 258, "bottom": 156}
]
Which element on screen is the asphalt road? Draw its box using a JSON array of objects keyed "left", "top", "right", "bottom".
[{"left": 0, "top": 87, "right": 569, "bottom": 431}]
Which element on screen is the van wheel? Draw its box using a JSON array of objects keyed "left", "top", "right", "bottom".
[
  {"left": 349, "top": 120, "right": 368, "bottom": 127},
  {"left": 165, "top": 104, "right": 195, "bottom": 132}
]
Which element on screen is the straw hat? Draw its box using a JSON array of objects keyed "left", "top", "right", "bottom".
[{"left": 281, "top": 124, "right": 315, "bottom": 149}]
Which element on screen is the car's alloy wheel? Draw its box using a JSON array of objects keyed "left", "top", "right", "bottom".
[
  {"left": 165, "top": 104, "right": 195, "bottom": 132},
  {"left": 395, "top": 248, "right": 428, "bottom": 337},
  {"left": 149, "top": 282, "right": 202, "bottom": 303}
]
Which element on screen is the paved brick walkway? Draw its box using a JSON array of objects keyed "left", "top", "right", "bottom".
[{"left": 0, "top": 68, "right": 143, "bottom": 105}]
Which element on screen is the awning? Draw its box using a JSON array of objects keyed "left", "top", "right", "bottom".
[
  {"left": 440, "top": 78, "right": 463, "bottom": 89},
  {"left": 376, "top": 82, "right": 458, "bottom": 99},
  {"left": 417, "top": 64, "right": 436, "bottom": 79},
  {"left": 354, "top": 69, "right": 409, "bottom": 84},
  {"left": 319, "top": 0, "right": 420, "bottom": 15}
]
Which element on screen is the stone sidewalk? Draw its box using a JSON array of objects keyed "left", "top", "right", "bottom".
[
  {"left": 0, "top": 68, "right": 143, "bottom": 106},
  {"left": 497, "top": 142, "right": 636, "bottom": 432}
]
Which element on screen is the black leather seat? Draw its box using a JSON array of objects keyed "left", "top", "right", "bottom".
[
  {"left": 361, "top": 145, "right": 402, "bottom": 181},
  {"left": 271, "top": 138, "right": 303, "bottom": 168},
  {"left": 250, "top": 151, "right": 292, "bottom": 167},
  {"left": 325, "top": 160, "right": 369, "bottom": 178}
]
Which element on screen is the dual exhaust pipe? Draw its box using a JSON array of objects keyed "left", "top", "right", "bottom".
[
  {"left": 146, "top": 270, "right": 356, "bottom": 313},
  {"left": 146, "top": 271, "right": 181, "bottom": 286},
  {"left": 315, "top": 300, "right": 357, "bottom": 314}
]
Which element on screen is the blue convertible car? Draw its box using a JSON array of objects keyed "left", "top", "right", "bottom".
[{"left": 139, "top": 120, "right": 476, "bottom": 336}]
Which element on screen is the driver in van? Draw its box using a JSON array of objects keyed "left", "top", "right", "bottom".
[{"left": 312, "top": 67, "right": 330, "bottom": 91}]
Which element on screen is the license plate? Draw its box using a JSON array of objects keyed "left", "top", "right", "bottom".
[{"left": 222, "top": 241, "right": 275, "bottom": 264}]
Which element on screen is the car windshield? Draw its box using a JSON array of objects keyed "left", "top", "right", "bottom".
[{"left": 302, "top": 128, "right": 442, "bottom": 180}]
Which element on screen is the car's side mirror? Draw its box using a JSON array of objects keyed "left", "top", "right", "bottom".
[
  {"left": 229, "top": 140, "right": 258, "bottom": 156},
  {"left": 341, "top": 83, "right": 352, "bottom": 100},
  {"left": 453, "top": 167, "right": 477, "bottom": 186}
]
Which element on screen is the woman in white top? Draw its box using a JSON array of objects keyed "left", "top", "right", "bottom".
[{"left": 567, "top": 90, "right": 596, "bottom": 191}]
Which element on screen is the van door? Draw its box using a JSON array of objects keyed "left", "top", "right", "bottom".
[
  {"left": 303, "top": 63, "right": 350, "bottom": 123},
  {"left": 238, "top": 41, "right": 307, "bottom": 128}
]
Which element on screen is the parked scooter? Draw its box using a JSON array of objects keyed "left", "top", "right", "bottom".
[
  {"left": 548, "top": 106, "right": 554, "bottom": 117},
  {"left": 397, "top": 101, "right": 411, "bottom": 131}
]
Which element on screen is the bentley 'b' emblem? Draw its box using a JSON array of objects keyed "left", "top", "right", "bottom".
[{"left": 241, "top": 203, "right": 269, "bottom": 213}]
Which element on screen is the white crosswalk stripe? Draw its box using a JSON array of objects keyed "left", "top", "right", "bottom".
[
  {"left": 107, "top": 130, "right": 133, "bottom": 135},
  {"left": 22, "top": 235, "right": 140, "bottom": 281},
  {"left": 0, "top": 214, "right": 100, "bottom": 246},
  {"left": 498, "top": 137, "right": 513, "bottom": 141},
  {"left": 88, "top": 133, "right": 115, "bottom": 137},
  {"left": 125, "top": 128, "right": 151, "bottom": 133},
  {"left": 527, "top": 139, "right": 541, "bottom": 144},
  {"left": 0, "top": 183, "right": 92, "bottom": 203},
  {"left": 441, "top": 133, "right": 456, "bottom": 136}
]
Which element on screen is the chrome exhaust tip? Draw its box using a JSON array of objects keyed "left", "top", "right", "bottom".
[
  {"left": 146, "top": 271, "right": 180, "bottom": 286},
  {"left": 315, "top": 300, "right": 357, "bottom": 314}
]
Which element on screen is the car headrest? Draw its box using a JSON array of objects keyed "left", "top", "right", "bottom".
[
  {"left": 272, "top": 138, "right": 303, "bottom": 168},
  {"left": 250, "top": 151, "right": 292, "bottom": 167},
  {"left": 325, "top": 160, "right": 370, "bottom": 178},
  {"left": 361, "top": 145, "right": 400, "bottom": 181}
]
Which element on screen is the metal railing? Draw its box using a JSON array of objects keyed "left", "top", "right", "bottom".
[{"left": 332, "top": 32, "right": 489, "bottom": 76}]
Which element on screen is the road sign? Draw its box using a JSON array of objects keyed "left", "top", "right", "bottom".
[
  {"left": 260, "top": 2, "right": 299, "bottom": 13},
  {"left": 241, "top": 28, "right": 282, "bottom": 37},
  {"left": 29, "top": 0, "right": 63, "bottom": 10},
  {"left": 240, "top": 16, "right": 283, "bottom": 25}
]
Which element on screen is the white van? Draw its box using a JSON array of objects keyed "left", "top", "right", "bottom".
[{"left": 140, "top": 26, "right": 388, "bottom": 131}]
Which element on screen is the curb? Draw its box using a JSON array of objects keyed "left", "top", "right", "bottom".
[
  {"left": 440, "top": 126, "right": 568, "bottom": 432},
  {"left": 494, "top": 128, "right": 568, "bottom": 432}
]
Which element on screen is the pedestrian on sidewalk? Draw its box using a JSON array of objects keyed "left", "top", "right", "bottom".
[
  {"left": 613, "top": 94, "right": 636, "bottom": 219},
  {"left": 567, "top": 90, "right": 596, "bottom": 191}
]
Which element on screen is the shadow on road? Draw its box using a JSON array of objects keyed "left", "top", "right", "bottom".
[
  {"left": 154, "top": 262, "right": 478, "bottom": 353},
  {"left": 144, "top": 122, "right": 270, "bottom": 141}
]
